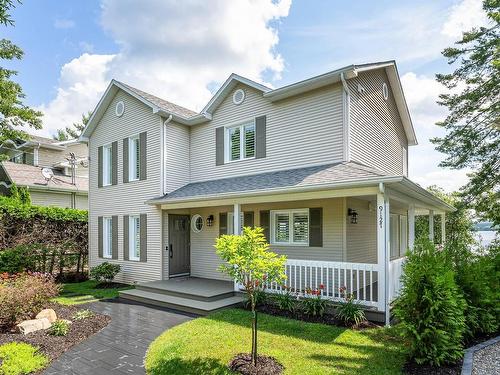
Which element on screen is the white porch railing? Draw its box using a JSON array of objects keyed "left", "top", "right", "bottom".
[
  {"left": 388, "top": 256, "right": 406, "bottom": 302},
  {"left": 260, "top": 259, "right": 383, "bottom": 310}
]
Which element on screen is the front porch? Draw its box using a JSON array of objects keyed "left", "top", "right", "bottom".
[{"left": 144, "top": 173, "right": 453, "bottom": 323}]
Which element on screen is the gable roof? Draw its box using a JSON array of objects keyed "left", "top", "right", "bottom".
[
  {"left": 0, "top": 161, "right": 88, "bottom": 193},
  {"left": 81, "top": 61, "right": 417, "bottom": 145}
]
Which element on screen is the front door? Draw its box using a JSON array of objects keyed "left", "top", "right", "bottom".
[{"left": 168, "top": 214, "right": 190, "bottom": 277}]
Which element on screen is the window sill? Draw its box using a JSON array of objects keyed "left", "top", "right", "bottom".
[
  {"left": 128, "top": 257, "right": 141, "bottom": 262},
  {"left": 271, "top": 242, "right": 310, "bottom": 247},
  {"left": 224, "top": 156, "right": 256, "bottom": 164}
]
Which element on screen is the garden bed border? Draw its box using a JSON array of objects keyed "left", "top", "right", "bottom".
[{"left": 461, "top": 335, "right": 500, "bottom": 375}]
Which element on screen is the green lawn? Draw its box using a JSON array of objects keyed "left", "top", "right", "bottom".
[
  {"left": 145, "top": 309, "right": 407, "bottom": 375},
  {"left": 53, "top": 280, "right": 133, "bottom": 305}
]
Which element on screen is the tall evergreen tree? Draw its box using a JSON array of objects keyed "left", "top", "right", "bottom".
[
  {"left": 53, "top": 111, "right": 91, "bottom": 141},
  {"left": 432, "top": 1, "right": 499, "bottom": 227},
  {"left": 0, "top": 0, "right": 43, "bottom": 156}
]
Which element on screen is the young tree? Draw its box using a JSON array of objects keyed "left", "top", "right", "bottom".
[
  {"left": 215, "top": 227, "right": 286, "bottom": 366},
  {"left": 0, "top": 0, "right": 43, "bottom": 157},
  {"left": 432, "top": 1, "right": 499, "bottom": 227}
]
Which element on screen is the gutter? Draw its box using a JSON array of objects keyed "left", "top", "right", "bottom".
[{"left": 146, "top": 175, "right": 403, "bottom": 205}]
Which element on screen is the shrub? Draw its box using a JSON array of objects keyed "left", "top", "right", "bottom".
[
  {"left": 393, "top": 239, "right": 466, "bottom": 366},
  {"left": 274, "top": 287, "right": 296, "bottom": 312},
  {"left": 0, "top": 342, "right": 49, "bottom": 375},
  {"left": 90, "top": 262, "right": 121, "bottom": 283},
  {"left": 0, "top": 273, "right": 60, "bottom": 329},
  {"left": 48, "top": 320, "right": 70, "bottom": 336},
  {"left": 301, "top": 287, "right": 327, "bottom": 317},
  {"left": 0, "top": 245, "right": 38, "bottom": 274},
  {"left": 73, "top": 309, "right": 94, "bottom": 321},
  {"left": 335, "top": 286, "right": 366, "bottom": 326}
]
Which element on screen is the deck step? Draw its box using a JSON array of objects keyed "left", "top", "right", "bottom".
[
  {"left": 135, "top": 282, "right": 235, "bottom": 302},
  {"left": 118, "top": 289, "right": 244, "bottom": 315}
]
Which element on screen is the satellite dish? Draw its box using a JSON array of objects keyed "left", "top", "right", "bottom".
[{"left": 41, "top": 168, "right": 54, "bottom": 181}]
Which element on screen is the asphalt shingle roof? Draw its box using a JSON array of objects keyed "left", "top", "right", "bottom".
[
  {"left": 1, "top": 161, "right": 88, "bottom": 192},
  {"left": 157, "top": 162, "right": 387, "bottom": 201},
  {"left": 119, "top": 81, "right": 198, "bottom": 118}
]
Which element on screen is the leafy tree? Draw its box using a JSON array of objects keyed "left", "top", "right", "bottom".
[
  {"left": 432, "top": 1, "right": 499, "bottom": 227},
  {"left": 215, "top": 227, "right": 286, "bottom": 366},
  {"left": 53, "top": 111, "right": 91, "bottom": 141},
  {"left": 0, "top": 0, "right": 43, "bottom": 157}
]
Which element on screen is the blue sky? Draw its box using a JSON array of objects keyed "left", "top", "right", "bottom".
[{"left": 4, "top": 0, "right": 488, "bottom": 191}]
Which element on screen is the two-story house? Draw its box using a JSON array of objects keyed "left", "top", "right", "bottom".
[
  {"left": 0, "top": 135, "right": 88, "bottom": 209},
  {"left": 81, "top": 61, "right": 453, "bottom": 323}
]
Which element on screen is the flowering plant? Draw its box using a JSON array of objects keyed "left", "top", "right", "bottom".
[
  {"left": 301, "top": 285, "right": 327, "bottom": 316},
  {"left": 336, "top": 286, "right": 366, "bottom": 326}
]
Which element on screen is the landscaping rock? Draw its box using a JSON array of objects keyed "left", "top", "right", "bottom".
[
  {"left": 36, "top": 309, "right": 57, "bottom": 323},
  {"left": 16, "top": 318, "right": 51, "bottom": 335}
]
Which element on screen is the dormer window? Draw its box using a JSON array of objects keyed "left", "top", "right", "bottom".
[{"left": 226, "top": 121, "right": 255, "bottom": 162}]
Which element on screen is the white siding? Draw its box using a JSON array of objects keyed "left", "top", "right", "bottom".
[
  {"left": 165, "top": 122, "right": 190, "bottom": 193},
  {"left": 30, "top": 190, "right": 71, "bottom": 208},
  {"left": 346, "top": 197, "right": 377, "bottom": 264},
  {"left": 88, "top": 90, "right": 163, "bottom": 284},
  {"left": 348, "top": 69, "right": 408, "bottom": 175},
  {"left": 189, "top": 83, "right": 344, "bottom": 183}
]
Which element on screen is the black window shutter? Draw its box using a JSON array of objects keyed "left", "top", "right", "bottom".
[
  {"left": 140, "top": 132, "right": 147, "bottom": 180},
  {"left": 98, "top": 216, "right": 103, "bottom": 257},
  {"left": 123, "top": 138, "right": 129, "bottom": 183},
  {"left": 111, "top": 215, "right": 118, "bottom": 259},
  {"left": 111, "top": 141, "right": 118, "bottom": 185},
  {"left": 123, "top": 215, "right": 129, "bottom": 260},
  {"left": 97, "top": 146, "right": 103, "bottom": 188},
  {"left": 255, "top": 115, "right": 266, "bottom": 159},
  {"left": 140, "top": 213, "right": 147, "bottom": 262},
  {"left": 259, "top": 210, "right": 270, "bottom": 242},
  {"left": 244, "top": 211, "right": 254, "bottom": 228},
  {"left": 215, "top": 127, "right": 225, "bottom": 166},
  {"left": 219, "top": 212, "right": 227, "bottom": 236},
  {"left": 309, "top": 208, "right": 323, "bottom": 247}
]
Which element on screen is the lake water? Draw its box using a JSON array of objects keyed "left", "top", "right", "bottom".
[{"left": 474, "top": 231, "right": 497, "bottom": 247}]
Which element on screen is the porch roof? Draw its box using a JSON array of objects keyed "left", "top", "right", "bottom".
[{"left": 148, "top": 162, "right": 454, "bottom": 213}]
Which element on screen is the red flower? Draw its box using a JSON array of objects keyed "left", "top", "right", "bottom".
[
  {"left": 319, "top": 284, "right": 324, "bottom": 289},
  {"left": 262, "top": 275, "right": 267, "bottom": 281},
  {"left": 255, "top": 280, "right": 260, "bottom": 287}
]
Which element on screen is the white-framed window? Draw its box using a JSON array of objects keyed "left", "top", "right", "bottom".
[
  {"left": 102, "top": 143, "right": 112, "bottom": 186},
  {"left": 227, "top": 212, "right": 244, "bottom": 235},
  {"left": 390, "top": 214, "right": 400, "bottom": 259},
  {"left": 225, "top": 121, "right": 255, "bottom": 162},
  {"left": 400, "top": 215, "right": 408, "bottom": 257},
  {"left": 191, "top": 214, "right": 204, "bottom": 233},
  {"left": 103, "top": 217, "right": 113, "bottom": 258},
  {"left": 129, "top": 215, "right": 140, "bottom": 261},
  {"left": 129, "top": 135, "right": 140, "bottom": 181},
  {"left": 271, "top": 209, "right": 309, "bottom": 245}
]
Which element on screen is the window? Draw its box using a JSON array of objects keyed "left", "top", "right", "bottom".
[
  {"left": 400, "top": 215, "right": 408, "bottom": 256},
  {"left": 227, "top": 212, "right": 244, "bottom": 234},
  {"left": 271, "top": 209, "right": 309, "bottom": 245},
  {"left": 102, "top": 143, "right": 112, "bottom": 186},
  {"left": 226, "top": 121, "right": 255, "bottom": 162},
  {"left": 129, "top": 215, "right": 140, "bottom": 261},
  {"left": 103, "top": 217, "right": 113, "bottom": 258},
  {"left": 129, "top": 135, "right": 140, "bottom": 181},
  {"left": 390, "top": 214, "right": 400, "bottom": 259},
  {"left": 191, "top": 214, "right": 204, "bottom": 233}
]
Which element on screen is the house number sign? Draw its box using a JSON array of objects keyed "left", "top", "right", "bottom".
[{"left": 378, "top": 205, "right": 384, "bottom": 229}]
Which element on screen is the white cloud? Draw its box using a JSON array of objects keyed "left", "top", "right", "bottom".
[
  {"left": 37, "top": 0, "right": 291, "bottom": 137},
  {"left": 54, "top": 18, "right": 75, "bottom": 29},
  {"left": 442, "top": 0, "right": 489, "bottom": 38}
]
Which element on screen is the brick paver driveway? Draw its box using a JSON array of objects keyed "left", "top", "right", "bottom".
[{"left": 44, "top": 299, "right": 195, "bottom": 374}]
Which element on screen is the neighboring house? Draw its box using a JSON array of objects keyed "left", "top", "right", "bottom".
[
  {"left": 0, "top": 135, "right": 88, "bottom": 209},
  {"left": 81, "top": 61, "right": 453, "bottom": 323}
]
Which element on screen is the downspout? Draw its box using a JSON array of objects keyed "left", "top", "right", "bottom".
[
  {"left": 340, "top": 72, "right": 351, "bottom": 162},
  {"left": 162, "top": 115, "right": 173, "bottom": 195}
]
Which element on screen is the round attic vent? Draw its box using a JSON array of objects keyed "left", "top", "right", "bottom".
[
  {"left": 115, "top": 101, "right": 125, "bottom": 117},
  {"left": 232, "top": 89, "right": 245, "bottom": 105},
  {"left": 382, "top": 83, "right": 389, "bottom": 100}
]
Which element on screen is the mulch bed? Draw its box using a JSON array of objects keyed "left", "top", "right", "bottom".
[
  {"left": 229, "top": 353, "right": 283, "bottom": 375},
  {"left": 0, "top": 302, "right": 110, "bottom": 366},
  {"left": 255, "top": 303, "right": 380, "bottom": 329},
  {"left": 403, "top": 361, "right": 462, "bottom": 375}
]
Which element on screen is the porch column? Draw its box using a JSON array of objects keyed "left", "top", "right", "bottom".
[
  {"left": 233, "top": 203, "right": 241, "bottom": 235},
  {"left": 429, "top": 210, "right": 434, "bottom": 242},
  {"left": 441, "top": 213, "right": 446, "bottom": 244},
  {"left": 376, "top": 192, "right": 389, "bottom": 325},
  {"left": 408, "top": 204, "right": 415, "bottom": 249}
]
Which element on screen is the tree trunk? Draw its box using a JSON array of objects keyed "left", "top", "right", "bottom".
[{"left": 251, "top": 293, "right": 258, "bottom": 366}]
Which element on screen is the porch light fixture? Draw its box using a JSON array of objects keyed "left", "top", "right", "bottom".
[
  {"left": 207, "top": 214, "right": 214, "bottom": 227},
  {"left": 347, "top": 208, "right": 358, "bottom": 224}
]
